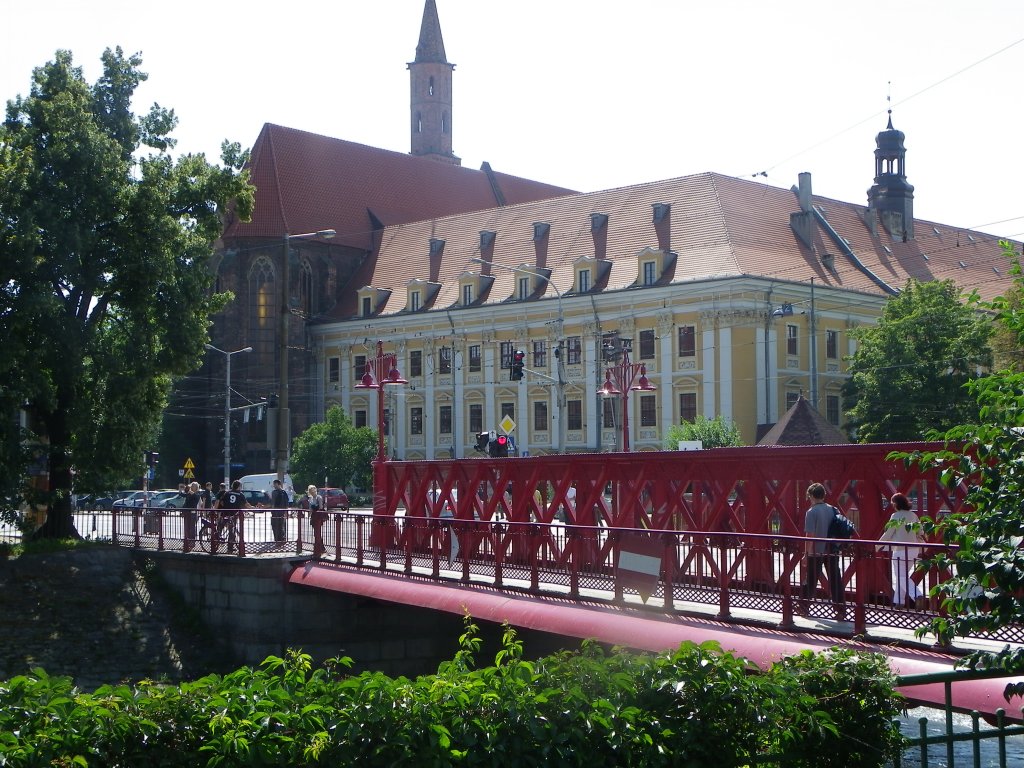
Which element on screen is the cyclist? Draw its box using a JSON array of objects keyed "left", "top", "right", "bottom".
[{"left": 215, "top": 480, "right": 251, "bottom": 553}]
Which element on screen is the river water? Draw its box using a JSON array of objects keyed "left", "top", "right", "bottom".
[{"left": 895, "top": 707, "right": 1024, "bottom": 767}]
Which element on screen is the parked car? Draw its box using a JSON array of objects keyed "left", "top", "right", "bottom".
[
  {"left": 322, "top": 488, "right": 349, "bottom": 510},
  {"left": 149, "top": 490, "right": 185, "bottom": 509},
  {"left": 111, "top": 491, "right": 147, "bottom": 510}
]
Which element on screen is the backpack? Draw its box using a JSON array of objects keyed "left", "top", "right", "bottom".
[{"left": 826, "top": 505, "right": 857, "bottom": 550}]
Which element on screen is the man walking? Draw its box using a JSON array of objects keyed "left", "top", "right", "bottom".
[
  {"left": 270, "top": 479, "right": 289, "bottom": 545},
  {"left": 801, "top": 482, "right": 846, "bottom": 620},
  {"left": 217, "top": 480, "right": 250, "bottom": 554}
]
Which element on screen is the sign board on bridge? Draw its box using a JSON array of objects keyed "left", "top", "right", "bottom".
[{"left": 677, "top": 441, "right": 703, "bottom": 451}]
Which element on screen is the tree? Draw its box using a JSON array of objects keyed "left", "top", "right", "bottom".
[
  {"left": 664, "top": 415, "right": 743, "bottom": 449},
  {"left": 843, "top": 278, "right": 992, "bottom": 442},
  {"left": 902, "top": 241, "right": 1024, "bottom": 672},
  {"left": 289, "top": 406, "right": 376, "bottom": 491},
  {"left": 0, "top": 49, "right": 253, "bottom": 537}
]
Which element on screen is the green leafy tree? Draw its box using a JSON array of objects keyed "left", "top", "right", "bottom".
[
  {"left": 290, "top": 406, "right": 376, "bottom": 490},
  {"left": 902, "top": 241, "right": 1024, "bottom": 672},
  {"left": 0, "top": 48, "right": 253, "bottom": 536},
  {"left": 664, "top": 415, "right": 743, "bottom": 449},
  {"left": 843, "top": 278, "right": 992, "bottom": 442}
]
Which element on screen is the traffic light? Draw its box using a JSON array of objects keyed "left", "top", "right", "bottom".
[
  {"left": 475, "top": 432, "right": 490, "bottom": 452},
  {"left": 510, "top": 349, "right": 525, "bottom": 381},
  {"left": 489, "top": 434, "right": 509, "bottom": 457},
  {"left": 145, "top": 451, "right": 159, "bottom": 467}
]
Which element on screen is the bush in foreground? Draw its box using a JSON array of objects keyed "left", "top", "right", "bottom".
[{"left": 0, "top": 622, "right": 903, "bottom": 767}]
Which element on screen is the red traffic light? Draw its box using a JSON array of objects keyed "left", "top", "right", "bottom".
[{"left": 496, "top": 435, "right": 508, "bottom": 446}]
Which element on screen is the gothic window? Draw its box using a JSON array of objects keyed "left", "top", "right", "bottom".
[
  {"left": 248, "top": 256, "right": 275, "bottom": 361},
  {"left": 299, "top": 258, "right": 313, "bottom": 317}
]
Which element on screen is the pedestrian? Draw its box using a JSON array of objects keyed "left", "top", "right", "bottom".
[
  {"left": 202, "top": 481, "right": 215, "bottom": 510},
  {"left": 879, "top": 492, "right": 926, "bottom": 609},
  {"left": 270, "top": 478, "right": 289, "bottom": 545},
  {"left": 801, "top": 482, "right": 846, "bottom": 620},
  {"left": 304, "top": 484, "right": 326, "bottom": 558},
  {"left": 217, "top": 480, "right": 250, "bottom": 553},
  {"left": 181, "top": 481, "right": 202, "bottom": 551}
]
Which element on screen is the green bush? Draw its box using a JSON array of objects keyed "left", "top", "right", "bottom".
[{"left": 0, "top": 624, "right": 904, "bottom": 767}]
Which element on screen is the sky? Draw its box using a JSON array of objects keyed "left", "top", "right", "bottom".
[{"left": 3, "top": 0, "right": 1023, "bottom": 239}]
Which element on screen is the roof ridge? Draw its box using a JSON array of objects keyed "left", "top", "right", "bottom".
[
  {"left": 706, "top": 173, "right": 742, "bottom": 270},
  {"left": 264, "top": 124, "right": 289, "bottom": 234}
]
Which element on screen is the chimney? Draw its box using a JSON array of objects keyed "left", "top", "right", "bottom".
[{"left": 797, "top": 172, "right": 812, "bottom": 212}]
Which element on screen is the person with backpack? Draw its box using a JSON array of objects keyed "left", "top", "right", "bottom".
[{"left": 801, "top": 482, "right": 848, "bottom": 620}]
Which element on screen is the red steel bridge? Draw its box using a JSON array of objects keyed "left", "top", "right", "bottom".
[{"left": 100, "top": 443, "right": 1024, "bottom": 720}]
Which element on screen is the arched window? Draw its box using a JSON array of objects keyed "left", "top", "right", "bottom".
[
  {"left": 299, "top": 258, "right": 314, "bottom": 317},
  {"left": 415, "top": 112, "right": 422, "bottom": 133},
  {"left": 428, "top": 76, "right": 434, "bottom": 96},
  {"left": 248, "top": 256, "right": 276, "bottom": 360},
  {"left": 442, "top": 111, "right": 449, "bottom": 134}
]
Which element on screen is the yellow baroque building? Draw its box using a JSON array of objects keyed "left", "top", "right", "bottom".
[{"left": 309, "top": 168, "right": 1015, "bottom": 456}]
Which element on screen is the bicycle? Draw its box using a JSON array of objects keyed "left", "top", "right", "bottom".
[{"left": 197, "top": 511, "right": 240, "bottom": 554}]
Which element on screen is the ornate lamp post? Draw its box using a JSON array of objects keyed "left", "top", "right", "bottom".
[
  {"left": 599, "top": 345, "right": 655, "bottom": 452},
  {"left": 355, "top": 341, "right": 408, "bottom": 516}
]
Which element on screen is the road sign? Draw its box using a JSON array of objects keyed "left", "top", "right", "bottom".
[
  {"left": 499, "top": 415, "right": 516, "bottom": 435},
  {"left": 183, "top": 457, "right": 195, "bottom": 479}
]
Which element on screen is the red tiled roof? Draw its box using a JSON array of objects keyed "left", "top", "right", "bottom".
[
  {"left": 757, "top": 396, "right": 849, "bottom": 446},
  {"left": 343, "top": 172, "right": 1017, "bottom": 318},
  {"left": 222, "top": 124, "right": 576, "bottom": 250}
]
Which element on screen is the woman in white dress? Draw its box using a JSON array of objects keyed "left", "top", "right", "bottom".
[{"left": 879, "top": 492, "right": 926, "bottom": 609}]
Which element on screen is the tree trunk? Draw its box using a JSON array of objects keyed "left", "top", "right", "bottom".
[{"left": 32, "top": 401, "right": 79, "bottom": 540}]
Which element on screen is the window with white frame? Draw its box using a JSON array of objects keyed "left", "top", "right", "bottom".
[
  {"left": 642, "top": 261, "right": 657, "bottom": 285},
  {"left": 439, "top": 405, "right": 452, "bottom": 434},
  {"left": 410, "top": 407, "right": 423, "bottom": 435},
  {"left": 826, "top": 394, "right": 841, "bottom": 425},
  {"left": 532, "top": 340, "right": 546, "bottom": 368},
  {"left": 678, "top": 325, "right": 696, "bottom": 357},
  {"left": 640, "top": 395, "right": 657, "bottom": 427},
  {"left": 361, "top": 296, "right": 372, "bottom": 317},
  {"left": 567, "top": 399, "right": 583, "bottom": 430},
  {"left": 578, "top": 268, "right": 591, "bottom": 293},
  {"left": 410, "top": 290, "right": 421, "bottom": 312},
  {"left": 439, "top": 346, "right": 452, "bottom": 375},
  {"left": 639, "top": 329, "right": 655, "bottom": 360},
  {"left": 533, "top": 401, "right": 548, "bottom": 431},
  {"left": 518, "top": 276, "right": 530, "bottom": 300},
  {"left": 409, "top": 350, "right": 423, "bottom": 377},
  {"left": 679, "top": 392, "right": 697, "bottom": 422},
  {"left": 354, "top": 410, "right": 367, "bottom": 428},
  {"left": 826, "top": 329, "right": 839, "bottom": 360},
  {"left": 469, "top": 403, "right": 482, "bottom": 433},
  {"left": 499, "top": 341, "right": 514, "bottom": 369},
  {"left": 500, "top": 401, "right": 515, "bottom": 421},
  {"left": 786, "top": 324, "right": 798, "bottom": 356},
  {"left": 354, "top": 355, "right": 366, "bottom": 381},
  {"left": 462, "top": 284, "right": 473, "bottom": 306},
  {"left": 602, "top": 398, "right": 615, "bottom": 428},
  {"left": 468, "top": 345, "right": 481, "bottom": 372},
  {"left": 328, "top": 357, "right": 339, "bottom": 384},
  {"left": 566, "top": 336, "right": 582, "bottom": 365},
  {"left": 786, "top": 391, "right": 800, "bottom": 411}
]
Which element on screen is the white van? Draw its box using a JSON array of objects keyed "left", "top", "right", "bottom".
[{"left": 238, "top": 473, "right": 294, "bottom": 503}]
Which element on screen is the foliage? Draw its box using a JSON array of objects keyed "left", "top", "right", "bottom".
[
  {"left": 0, "top": 621, "right": 904, "bottom": 767},
  {"left": 664, "top": 415, "right": 743, "bottom": 449},
  {"left": 290, "top": 406, "right": 377, "bottom": 490},
  {"left": 0, "top": 48, "right": 254, "bottom": 536},
  {"left": 843, "top": 278, "right": 992, "bottom": 442},
  {"left": 895, "top": 241, "right": 1024, "bottom": 672}
]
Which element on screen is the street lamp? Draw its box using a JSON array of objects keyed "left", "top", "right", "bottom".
[
  {"left": 468, "top": 257, "right": 567, "bottom": 453},
  {"left": 278, "top": 229, "right": 336, "bottom": 483},
  {"left": 599, "top": 344, "right": 655, "bottom": 452},
  {"left": 355, "top": 341, "right": 408, "bottom": 516},
  {"left": 205, "top": 343, "right": 253, "bottom": 487}
]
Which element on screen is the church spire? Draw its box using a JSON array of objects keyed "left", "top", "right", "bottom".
[{"left": 409, "top": 0, "right": 460, "bottom": 165}]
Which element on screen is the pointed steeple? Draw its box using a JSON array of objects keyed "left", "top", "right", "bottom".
[
  {"left": 415, "top": 0, "right": 447, "bottom": 63},
  {"left": 867, "top": 109, "right": 914, "bottom": 240},
  {"left": 409, "top": 1, "right": 460, "bottom": 164}
]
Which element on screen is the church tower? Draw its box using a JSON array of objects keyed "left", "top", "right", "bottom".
[
  {"left": 409, "top": 0, "right": 460, "bottom": 165},
  {"left": 867, "top": 110, "right": 914, "bottom": 240}
]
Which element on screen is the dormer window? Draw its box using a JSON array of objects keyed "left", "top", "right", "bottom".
[
  {"left": 462, "top": 284, "right": 473, "bottom": 306},
  {"left": 578, "top": 268, "right": 591, "bottom": 293},
  {"left": 635, "top": 246, "right": 672, "bottom": 288},
  {"left": 410, "top": 290, "right": 421, "bottom": 312},
  {"left": 356, "top": 285, "right": 392, "bottom": 318},
  {"left": 642, "top": 261, "right": 657, "bottom": 285},
  {"left": 518, "top": 276, "right": 530, "bottom": 300}
]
